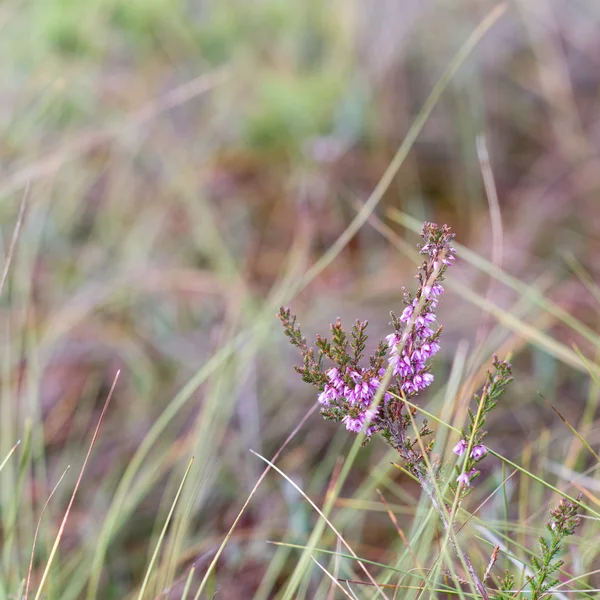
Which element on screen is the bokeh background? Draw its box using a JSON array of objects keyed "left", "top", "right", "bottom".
[{"left": 2, "top": 0, "right": 600, "bottom": 598}]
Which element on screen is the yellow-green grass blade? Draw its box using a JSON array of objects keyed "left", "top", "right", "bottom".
[
  {"left": 135, "top": 456, "right": 194, "bottom": 600},
  {"left": 0, "top": 439, "right": 20, "bottom": 474}
]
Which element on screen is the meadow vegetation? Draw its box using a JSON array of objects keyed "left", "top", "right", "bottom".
[{"left": 1, "top": 1, "right": 600, "bottom": 598}]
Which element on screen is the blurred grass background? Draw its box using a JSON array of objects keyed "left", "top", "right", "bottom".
[{"left": 2, "top": 0, "right": 600, "bottom": 598}]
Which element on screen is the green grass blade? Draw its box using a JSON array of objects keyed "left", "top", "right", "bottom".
[{"left": 135, "top": 456, "right": 194, "bottom": 600}]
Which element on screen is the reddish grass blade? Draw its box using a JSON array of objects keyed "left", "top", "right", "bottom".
[{"left": 32, "top": 370, "right": 120, "bottom": 600}]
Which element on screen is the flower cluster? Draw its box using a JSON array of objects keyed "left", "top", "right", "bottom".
[
  {"left": 386, "top": 301, "right": 438, "bottom": 394},
  {"left": 278, "top": 222, "right": 456, "bottom": 458},
  {"left": 384, "top": 223, "right": 455, "bottom": 402},
  {"left": 454, "top": 441, "right": 488, "bottom": 486},
  {"left": 451, "top": 356, "right": 512, "bottom": 490},
  {"left": 548, "top": 497, "right": 582, "bottom": 535},
  {"left": 318, "top": 366, "right": 389, "bottom": 433},
  {"left": 277, "top": 309, "right": 389, "bottom": 436}
]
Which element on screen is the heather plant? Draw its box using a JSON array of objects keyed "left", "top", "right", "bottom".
[
  {"left": 279, "top": 222, "right": 583, "bottom": 599},
  {"left": 526, "top": 495, "right": 582, "bottom": 600}
]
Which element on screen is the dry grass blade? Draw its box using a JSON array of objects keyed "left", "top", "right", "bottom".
[
  {"left": 192, "top": 403, "right": 318, "bottom": 599},
  {"left": 539, "top": 393, "right": 600, "bottom": 463},
  {"left": 249, "top": 450, "right": 391, "bottom": 600},
  {"left": 474, "top": 134, "right": 504, "bottom": 354},
  {"left": 24, "top": 466, "right": 70, "bottom": 600},
  {"left": 375, "top": 489, "right": 419, "bottom": 566},
  {"left": 0, "top": 183, "right": 28, "bottom": 297},
  {"left": 0, "top": 439, "right": 20, "bottom": 473},
  {"left": 552, "top": 568, "right": 600, "bottom": 593},
  {"left": 310, "top": 556, "right": 355, "bottom": 600},
  {"left": 483, "top": 547, "right": 500, "bottom": 583},
  {"left": 476, "top": 135, "right": 503, "bottom": 270},
  {"left": 32, "top": 371, "right": 120, "bottom": 600},
  {"left": 572, "top": 345, "right": 600, "bottom": 388},
  {"left": 561, "top": 253, "right": 600, "bottom": 306}
]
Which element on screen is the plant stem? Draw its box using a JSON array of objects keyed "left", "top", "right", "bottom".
[{"left": 418, "top": 475, "right": 490, "bottom": 600}]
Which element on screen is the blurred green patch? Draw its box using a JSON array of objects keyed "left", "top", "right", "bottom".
[{"left": 244, "top": 72, "right": 345, "bottom": 152}]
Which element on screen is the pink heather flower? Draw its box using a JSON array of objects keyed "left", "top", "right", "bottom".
[
  {"left": 402, "top": 379, "right": 419, "bottom": 394},
  {"left": 412, "top": 341, "right": 440, "bottom": 362},
  {"left": 327, "top": 368, "right": 344, "bottom": 389},
  {"left": 443, "top": 252, "right": 456, "bottom": 266},
  {"left": 386, "top": 332, "right": 401, "bottom": 351},
  {"left": 342, "top": 414, "right": 365, "bottom": 433},
  {"left": 402, "top": 373, "right": 433, "bottom": 394},
  {"left": 342, "top": 409, "right": 374, "bottom": 433},
  {"left": 318, "top": 384, "right": 338, "bottom": 406},
  {"left": 343, "top": 385, "right": 357, "bottom": 405},
  {"left": 429, "top": 341, "right": 441, "bottom": 354},
  {"left": 413, "top": 359, "right": 426, "bottom": 374},
  {"left": 471, "top": 445, "right": 487, "bottom": 460},
  {"left": 413, "top": 372, "right": 434, "bottom": 390},
  {"left": 457, "top": 469, "right": 478, "bottom": 486},
  {"left": 399, "top": 304, "right": 414, "bottom": 323},
  {"left": 411, "top": 373, "right": 424, "bottom": 390},
  {"left": 389, "top": 353, "right": 414, "bottom": 377},
  {"left": 367, "top": 377, "right": 380, "bottom": 392},
  {"left": 354, "top": 381, "right": 372, "bottom": 405},
  {"left": 453, "top": 439, "right": 468, "bottom": 456},
  {"left": 415, "top": 313, "right": 436, "bottom": 328},
  {"left": 423, "top": 283, "right": 444, "bottom": 298},
  {"left": 456, "top": 472, "right": 471, "bottom": 486},
  {"left": 348, "top": 369, "right": 362, "bottom": 383},
  {"left": 366, "top": 425, "right": 378, "bottom": 438},
  {"left": 429, "top": 285, "right": 444, "bottom": 308}
]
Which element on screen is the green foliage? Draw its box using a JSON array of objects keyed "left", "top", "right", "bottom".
[
  {"left": 527, "top": 496, "right": 582, "bottom": 600},
  {"left": 244, "top": 72, "right": 344, "bottom": 152}
]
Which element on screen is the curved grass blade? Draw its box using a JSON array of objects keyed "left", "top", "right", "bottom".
[{"left": 24, "top": 467, "right": 70, "bottom": 600}]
